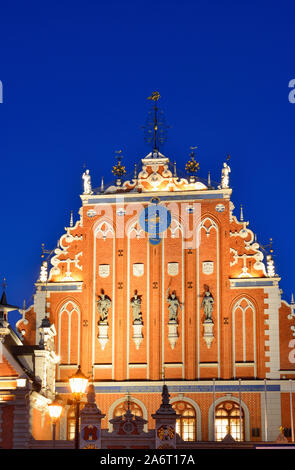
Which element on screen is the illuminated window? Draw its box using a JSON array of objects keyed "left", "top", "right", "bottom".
[
  {"left": 67, "top": 404, "right": 85, "bottom": 440},
  {"left": 172, "top": 401, "right": 196, "bottom": 441},
  {"left": 215, "top": 401, "right": 244, "bottom": 441},
  {"left": 113, "top": 400, "right": 143, "bottom": 418}
]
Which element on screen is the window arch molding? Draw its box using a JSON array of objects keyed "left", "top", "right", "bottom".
[
  {"left": 170, "top": 396, "right": 202, "bottom": 441},
  {"left": 208, "top": 395, "right": 250, "bottom": 441},
  {"left": 231, "top": 295, "right": 257, "bottom": 378},
  {"left": 93, "top": 218, "right": 115, "bottom": 240},
  {"left": 108, "top": 396, "right": 148, "bottom": 432},
  {"left": 57, "top": 299, "right": 81, "bottom": 368}
]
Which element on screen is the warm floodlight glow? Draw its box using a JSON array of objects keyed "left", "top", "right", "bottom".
[
  {"left": 48, "top": 401, "right": 63, "bottom": 421},
  {"left": 69, "top": 366, "right": 88, "bottom": 397}
]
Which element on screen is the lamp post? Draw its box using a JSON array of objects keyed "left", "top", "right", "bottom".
[
  {"left": 48, "top": 400, "right": 63, "bottom": 448},
  {"left": 69, "top": 365, "right": 88, "bottom": 449}
]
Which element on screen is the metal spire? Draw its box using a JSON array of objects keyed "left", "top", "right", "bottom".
[{"left": 143, "top": 92, "right": 168, "bottom": 153}]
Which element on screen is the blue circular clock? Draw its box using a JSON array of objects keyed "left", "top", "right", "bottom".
[{"left": 139, "top": 204, "right": 172, "bottom": 245}]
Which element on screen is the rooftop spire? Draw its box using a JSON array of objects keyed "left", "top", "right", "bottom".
[
  {"left": 240, "top": 204, "right": 244, "bottom": 222},
  {"left": 143, "top": 92, "right": 168, "bottom": 153},
  {"left": 0, "top": 278, "right": 7, "bottom": 306}
]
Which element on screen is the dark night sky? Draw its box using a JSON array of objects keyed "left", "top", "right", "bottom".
[{"left": 0, "top": 0, "right": 294, "bottom": 328}]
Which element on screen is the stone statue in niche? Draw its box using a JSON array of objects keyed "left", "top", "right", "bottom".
[
  {"left": 166, "top": 288, "right": 183, "bottom": 322},
  {"left": 130, "top": 291, "right": 143, "bottom": 324},
  {"left": 97, "top": 291, "right": 112, "bottom": 324},
  {"left": 201, "top": 286, "right": 214, "bottom": 322}
]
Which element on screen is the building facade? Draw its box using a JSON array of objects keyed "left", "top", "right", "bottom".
[{"left": 1, "top": 107, "right": 295, "bottom": 448}]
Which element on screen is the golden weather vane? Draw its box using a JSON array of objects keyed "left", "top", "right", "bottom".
[
  {"left": 147, "top": 91, "right": 161, "bottom": 102},
  {"left": 143, "top": 92, "right": 168, "bottom": 152}
]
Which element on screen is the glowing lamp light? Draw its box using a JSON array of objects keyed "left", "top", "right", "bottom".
[
  {"left": 69, "top": 366, "right": 88, "bottom": 397},
  {"left": 48, "top": 401, "right": 63, "bottom": 421},
  {"left": 16, "top": 378, "right": 27, "bottom": 388}
]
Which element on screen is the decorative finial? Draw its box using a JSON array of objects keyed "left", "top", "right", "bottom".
[
  {"left": 173, "top": 161, "right": 177, "bottom": 178},
  {"left": 134, "top": 163, "right": 138, "bottom": 179},
  {"left": 185, "top": 147, "right": 200, "bottom": 179},
  {"left": 70, "top": 210, "right": 73, "bottom": 228},
  {"left": 112, "top": 150, "right": 126, "bottom": 179},
  {"left": 39, "top": 261, "right": 48, "bottom": 283},
  {"left": 266, "top": 248, "right": 275, "bottom": 277},
  {"left": 126, "top": 392, "right": 131, "bottom": 412},
  {"left": 100, "top": 176, "right": 104, "bottom": 193},
  {"left": 161, "top": 384, "right": 170, "bottom": 405},
  {"left": 208, "top": 171, "right": 211, "bottom": 187},
  {"left": 291, "top": 293, "right": 294, "bottom": 305},
  {"left": 270, "top": 238, "right": 273, "bottom": 254},
  {"left": 2, "top": 277, "right": 6, "bottom": 292},
  {"left": 240, "top": 204, "right": 244, "bottom": 222}
]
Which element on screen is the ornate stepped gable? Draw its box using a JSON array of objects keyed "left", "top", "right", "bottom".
[
  {"left": 229, "top": 213, "right": 267, "bottom": 279},
  {"left": 4, "top": 95, "right": 295, "bottom": 448}
]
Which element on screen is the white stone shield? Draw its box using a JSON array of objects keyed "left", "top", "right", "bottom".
[
  {"left": 202, "top": 261, "right": 214, "bottom": 275},
  {"left": 133, "top": 263, "right": 144, "bottom": 277},
  {"left": 98, "top": 264, "right": 110, "bottom": 278},
  {"left": 167, "top": 262, "right": 179, "bottom": 276}
]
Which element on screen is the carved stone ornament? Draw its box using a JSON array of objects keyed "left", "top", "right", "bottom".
[
  {"left": 167, "top": 262, "right": 179, "bottom": 276},
  {"left": 201, "top": 288, "right": 214, "bottom": 321},
  {"left": 98, "top": 264, "right": 110, "bottom": 278},
  {"left": 97, "top": 323, "right": 109, "bottom": 350},
  {"left": 215, "top": 204, "right": 225, "bottom": 213},
  {"left": 168, "top": 321, "right": 178, "bottom": 350},
  {"left": 203, "top": 321, "right": 214, "bottom": 349},
  {"left": 132, "top": 323, "right": 144, "bottom": 350},
  {"left": 202, "top": 261, "right": 214, "bottom": 275},
  {"left": 97, "top": 293, "right": 111, "bottom": 324},
  {"left": 130, "top": 292, "right": 143, "bottom": 324},
  {"left": 133, "top": 263, "right": 144, "bottom": 277},
  {"left": 87, "top": 209, "right": 97, "bottom": 218}
]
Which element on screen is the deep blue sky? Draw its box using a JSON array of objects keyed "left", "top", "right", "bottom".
[{"left": 0, "top": 0, "right": 294, "bottom": 328}]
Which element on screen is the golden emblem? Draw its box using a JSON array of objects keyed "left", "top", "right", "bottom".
[{"left": 147, "top": 91, "right": 161, "bottom": 102}]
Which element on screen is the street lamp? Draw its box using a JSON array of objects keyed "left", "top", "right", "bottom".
[
  {"left": 69, "top": 365, "right": 88, "bottom": 449},
  {"left": 48, "top": 399, "right": 63, "bottom": 448}
]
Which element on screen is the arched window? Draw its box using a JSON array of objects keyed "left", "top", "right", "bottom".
[
  {"left": 113, "top": 400, "right": 143, "bottom": 418},
  {"left": 172, "top": 401, "right": 196, "bottom": 441},
  {"left": 232, "top": 297, "right": 256, "bottom": 377},
  {"left": 58, "top": 301, "right": 81, "bottom": 365},
  {"left": 215, "top": 401, "right": 244, "bottom": 441}
]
